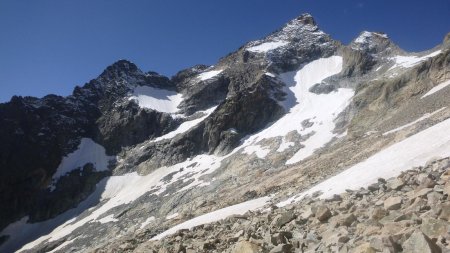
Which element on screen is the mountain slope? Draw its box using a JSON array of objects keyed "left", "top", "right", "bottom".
[{"left": 0, "top": 14, "right": 449, "bottom": 253}]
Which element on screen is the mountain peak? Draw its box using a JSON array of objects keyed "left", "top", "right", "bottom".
[
  {"left": 104, "top": 59, "right": 139, "bottom": 72},
  {"left": 350, "top": 31, "right": 397, "bottom": 54},
  {"left": 294, "top": 13, "right": 316, "bottom": 26},
  {"left": 99, "top": 59, "right": 142, "bottom": 81}
]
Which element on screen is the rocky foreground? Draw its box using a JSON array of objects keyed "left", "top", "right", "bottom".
[{"left": 95, "top": 157, "right": 450, "bottom": 253}]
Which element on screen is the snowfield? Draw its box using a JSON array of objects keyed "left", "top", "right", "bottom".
[
  {"left": 247, "top": 41, "right": 288, "bottom": 53},
  {"left": 238, "top": 56, "right": 354, "bottom": 165},
  {"left": 129, "top": 86, "right": 183, "bottom": 113},
  {"left": 279, "top": 115, "right": 450, "bottom": 206},
  {"left": 51, "top": 138, "right": 114, "bottom": 185},
  {"left": 198, "top": 69, "right": 223, "bottom": 81},
  {"left": 389, "top": 50, "right": 442, "bottom": 70}
]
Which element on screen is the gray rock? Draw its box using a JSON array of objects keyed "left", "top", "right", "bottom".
[
  {"left": 271, "top": 211, "right": 295, "bottom": 228},
  {"left": 402, "top": 230, "right": 442, "bottom": 253},
  {"left": 315, "top": 206, "right": 332, "bottom": 222},
  {"left": 231, "top": 241, "right": 262, "bottom": 253},
  {"left": 269, "top": 244, "right": 293, "bottom": 253},
  {"left": 384, "top": 197, "right": 402, "bottom": 210}
]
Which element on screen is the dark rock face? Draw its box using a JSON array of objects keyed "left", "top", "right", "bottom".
[
  {"left": 97, "top": 101, "right": 179, "bottom": 154},
  {"left": 203, "top": 83, "right": 285, "bottom": 154},
  {"left": 0, "top": 60, "right": 179, "bottom": 231},
  {"left": 0, "top": 95, "right": 98, "bottom": 230}
]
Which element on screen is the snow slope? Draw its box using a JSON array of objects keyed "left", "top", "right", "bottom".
[
  {"left": 151, "top": 196, "right": 271, "bottom": 240},
  {"left": 2, "top": 153, "right": 226, "bottom": 252},
  {"left": 198, "top": 70, "right": 223, "bottom": 81},
  {"left": 129, "top": 86, "right": 183, "bottom": 113},
  {"left": 151, "top": 106, "right": 217, "bottom": 143},
  {"left": 421, "top": 79, "right": 450, "bottom": 99},
  {"left": 51, "top": 138, "right": 114, "bottom": 183},
  {"left": 238, "top": 56, "right": 354, "bottom": 164},
  {"left": 279, "top": 116, "right": 450, "bottom": 206},
  {"left": 389, "top": 50, "right": 442, "bottom": 70},
  {"left": 247, "top": 41, "right": 288, "bottom": 53}
]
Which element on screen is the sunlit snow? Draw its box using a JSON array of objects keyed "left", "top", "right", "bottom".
[
  {"left": 152, "top": 106, "right": 217, "bottom": 143},
  {"left": 198, "top": 70, "right": 223, "bottom": 81},
  {"left": 389, "top": 50, "right": 442, "bottom": 70},
  {"left": 247, "top": 41, "right": 288, "bottom": 53},
  {"left": 51, "top": 138, "right": 114, "bottom": 184},
  {"left": 279, "top": 116, "right": 450, "bottom": 206},
  {"left": 95, "top": 214, "right": 118, "bottom": 224},
  {"left": 242, "top": 145, "right": 270, "bottom": 159},
  {"left": 129, "top": 86, "right": 183, "bottom": 113},
  {"left": 238, "top": 56, "right": 354, "bottom": 165}
]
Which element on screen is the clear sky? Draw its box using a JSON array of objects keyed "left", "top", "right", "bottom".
[{"left": 0, "top": 0, "right": 449, "bottom": 102}]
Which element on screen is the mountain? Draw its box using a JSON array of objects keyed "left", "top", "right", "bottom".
[{"left": 0, "top": 13, "right": 449, "bottom": 252}]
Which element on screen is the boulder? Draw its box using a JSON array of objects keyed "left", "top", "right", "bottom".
[
  {"left": 351, "top": 243, "right": 376, "bottom": 253},
  {"left": 384, "top": 197, "right": 402, "bottom": 210},
  {"left": 271, "top": 211, "right": 295, "bottom": 228},
  {"left": 232, "top": 241, "right": 262, "bottom": 253},
  {"left": 402, "top": 230, "right": 442, "bottom": 253},
  {"left": 315, "top": 206, "right": 332, "bottom": 222},
  {"left": 420, "top": 218, "right": 450, "bottom": 239},
  {"left": 386, "top": 178, "right": 404, "bottom": 190},
  {"left": 269, "top": 244, "right": 293, "bottom": 253}
]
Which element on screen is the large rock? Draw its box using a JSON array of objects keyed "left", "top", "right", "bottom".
[
  {"left": 232, "top": 241, "right": 262, "bottom": 253},
  {"left": 315, "top": 205, "right": 333, "bottom": 222},
  {"left": 402, "top": 230, "right": 442, "bottom": 253},
  {"left": 269, "top": 244, "right": 293, "bottom": 253},
  {"left": 384, "top": 197, "right": 402, "bottom": 210},
  {"left": 271, "top": 211, "right": 295, "bottom": 228},
  {"left": 420, "top": 218, "right": 450, "bottom": 239}
]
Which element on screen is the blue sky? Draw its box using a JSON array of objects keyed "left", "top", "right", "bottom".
[{"left": 0, "top": 0, "right": 449, "bottom": 102}]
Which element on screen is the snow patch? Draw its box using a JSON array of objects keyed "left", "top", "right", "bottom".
[
  {"left": 237, "top": 56, "right": 353, "bottom": 165},
  {"left": 421, "top": 80, "right": 450, "bottom": 99},
  {"left": 47, "top": 237, "right": 77, "bottom": 253},
  {"left": 383, "top": 107, "right": 446, "bottom": 135},
  {"left": 152, "top": 106, "right": 217, "bottom": 143},
  {"left": 95, "top": 214, "right": 118, "bottom": 224},
  {"left": 279, "top": 116, "right": 450, "bottom": 206},
  {"left": 140, "top": 217, "right": 155, "bottom": 229},
  {"left": 51, "top": 138, "right": 114, "bottom": 185},
  {"left": 242, "top": 145, "right": 270, "bottom": 159},
  {"left": 198, "top": 70, "right": 223, "bottom": 81},
  {"left": 151, "top": 197, "right": 270, "bottom": 240},
  {"left": 247, "top": 41, "right": 288, "bottom": 53},
  {"left": 389, "top": 50, "right": 442, "bottom": 70},
  {"left": 129, "top": 86, "right": 183, "bottom": 113},
  {"left": 166, "top": 213, "right": 179, "bottom": 220},
  {"left": 277, "top": 138, "right": 295, "bottom": 152}
]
